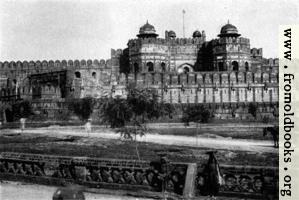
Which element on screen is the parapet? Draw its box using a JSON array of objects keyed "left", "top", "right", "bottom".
[
  {"left": 0, "top": 58, "right": 115, "bottom": 71},
  {"left": 119, "top": 71, "right": 279, "bottom": 86},
  {"left": 128, "top": 36, "right": 205, "bottom": 48},
  {"left": 212, "top": 37, "right": 250, "bottom": 45},
  {"left": 251, "top": 48, "right": 263, "bottom": 58}
]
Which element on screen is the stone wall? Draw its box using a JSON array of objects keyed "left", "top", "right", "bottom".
[{"left": 0, "top": 152, "right": 278, "bottom": 199}]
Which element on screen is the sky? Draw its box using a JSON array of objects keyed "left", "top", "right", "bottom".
[{"left": 0, "top": 0, "right": 298, "bottom": 61}]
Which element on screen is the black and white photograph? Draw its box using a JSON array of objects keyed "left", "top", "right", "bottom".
[{"left": 0, "top": 0, "right": 299, "bottom": 199}]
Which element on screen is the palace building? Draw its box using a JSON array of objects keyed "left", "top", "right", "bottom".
[{"left": 0, "top": 21, "right": 278, "bottom": 121}]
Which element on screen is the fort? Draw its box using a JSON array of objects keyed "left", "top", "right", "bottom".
[{"left": 0, "top": 21, "right": 279, "bottom": 122}]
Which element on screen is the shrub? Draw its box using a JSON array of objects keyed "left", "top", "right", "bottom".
[
  {"left": 181, "top": 104, "right": 212, "bottom": 125},
  {"left": 68, "top": 97, "right": 95, "bottom": 121},
  {"left": 12, "top": 100, "right": 33, "bottom": 120}
]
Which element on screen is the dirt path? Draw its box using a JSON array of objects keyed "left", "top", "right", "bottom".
[
  {"left": 0, "top": 181, "right": 150, "bottom": 200},
  {"left": 1, "top": 126, "right": 278, "bottom": 153}
]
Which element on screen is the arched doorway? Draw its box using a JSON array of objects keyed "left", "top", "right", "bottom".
[
  {"left": 232, "top": 61, "right": 239, "bottom": 71},
  {"left": 177, "top": 64, "right": 193, "bottom": 74},
  {"left": 183, "top": 67, "right": 189, "bottom": 73}
]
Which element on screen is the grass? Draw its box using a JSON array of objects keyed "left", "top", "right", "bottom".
[
  {"left": 151, "top": 126, "right": 271, "bottom": 140},
  {"left": 0, "top": 133, "right": 278, "bottom": 167}
]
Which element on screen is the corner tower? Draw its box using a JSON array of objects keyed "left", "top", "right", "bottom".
[
  {"left": 212, "top": 22, "right": 251, "bottom": 72},
  {"left": 128, "top": 21, "right": 169, "bottom": 74}
]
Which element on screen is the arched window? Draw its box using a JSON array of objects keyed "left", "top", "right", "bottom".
[
  {"left": 232, "top": 61, "right": 239, "bottom": 71},
  {"left": 218, "top": 62, "right": 224, "bottom": 71},
  {"left": 92, "top": 72, "right": 96, "bottom": 79},
  {"left": 134, "top": 63, "right": 139, "bottom": 73},
  {"left": 75, "top": 71, "right": 81, "bottom": 78},
  {"left": 147, "top": 62, "right": 154, "bottom": 72},
  {"left": 161, "top": 62, "right": 166, "bottom": 72},
  {"left": 245, "top": 62, "right": 249, "bottom": 71}
]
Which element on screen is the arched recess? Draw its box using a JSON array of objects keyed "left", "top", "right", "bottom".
[
  {"left": 134, "top": 63, "right": 139, "bottom": 74},
  {"left": 92, "top": 72, "right": 97, "bottom": 79},
  {"left": 232, "top": 61, "right": 239, "bottom": 71},
  {"left": 161, "top": 62, "right": 166, "bottom": 72},
  {"left": 75, "top": 71, "right": 81, "bottom": 78},
  {"left": 218, "top": 62, "right": 224, "bottom": 71},
  {"left": 147, "top": 62, "right": 154, "bottom": 72},
  {"left": 245, "top": 62, "right": 249, "bottom": 71}
]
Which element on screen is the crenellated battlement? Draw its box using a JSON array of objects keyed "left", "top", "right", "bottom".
[
  {"left": 0, "top": 58, "right": 115, "bottom": 74},
  {"left": 117, "top": 71, "right": 278, "bottom": 87},
  {"left": 128, "top": 36, "right": 205, "bottom": 47},
  {"left": 212, "top": 37, "right": 250, "bottom": 45},
  {"left": 263, "top": 58, "right": 279, "bottom": 66}
]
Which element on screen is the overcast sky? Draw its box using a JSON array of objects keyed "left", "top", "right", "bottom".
[{"left": 0, "top": 0, "right": 298, "bottom": 61}]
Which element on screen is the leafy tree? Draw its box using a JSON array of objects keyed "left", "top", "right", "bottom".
[
  {"left": 248, "top": 102, "right": 258, "bottom": 119},
  {"left": 98, "top": 86, "right": 172, "bottom": 160},
  {"left": 181, "top": 104, "right": 212, "bottom": 125},
  {"left": 99, "top": 97, "right": 132, "bottom": 128},
  {"left": 181, "top": 104, "right": 212, "bottom": 147},
  {"left": 69, "top": 97, "right": 95, "bottom": 121},
  {"left": 12, "top": 100, "right": 33, "bottom": 120}
]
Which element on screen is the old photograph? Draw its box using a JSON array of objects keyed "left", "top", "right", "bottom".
[{"left": 0, "top": 0, "right": 299, "bottom": 199}]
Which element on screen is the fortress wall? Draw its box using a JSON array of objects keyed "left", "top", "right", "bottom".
[
  {"left": 0, "top": 58, "right": 113, "bottom": 100},
  {"left": 114, "top": 71, "right": 278, "bottom": 106}
]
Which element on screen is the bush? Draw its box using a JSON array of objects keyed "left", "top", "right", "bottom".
[
  {"left": 12, "top": 100, "right": 33, "bottom": 120},
  {"left": 99, "top": 97, "right": 133, "bottom": 128},
  {"left": 68, "top": 97, "right": 95, "bottom": 121},
  {"left": 181, "top": 104, "right": 212, "bottom": 125},
  {"left": 262, "top": 115, "right": 271, "bottom": 124}
]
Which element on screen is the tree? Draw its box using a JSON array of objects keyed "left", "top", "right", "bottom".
[
  {"left": 11, "top": 100, "right": 33, "bottom": 120},
  {"left": 248, "top": 102, "right": 258, "bottom": 119},
  {"left": 181, "top": 104, "right": 212, "bottom": 146},
  {"left": 69, "top": 97, "right": 95, "bottom": 121},
  {"left": 99, "top": 97, "right": 132, "bottom": 128},
  {"left": 181, "top": 104, "right": 212, "bottom": 125},
  {"left": 98, "top": 86, "right": 172, "bottom": 160}
]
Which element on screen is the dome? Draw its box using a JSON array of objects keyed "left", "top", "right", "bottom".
[
  {"left": 218, "top": 21, "right": 241, "bottom": 37},
  {"left": 137, "top": 20, "right": 158, "bottom": 38},
  {"left": 192, "top": 30, "right": 201, "bottom": 38},
  {"left": 168, "top": 30, "right": 176, "bottom": 38}
]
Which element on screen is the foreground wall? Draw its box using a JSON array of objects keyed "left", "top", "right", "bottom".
[{"left": 0, "top": 152, "right": 278, "bottom": 199}]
